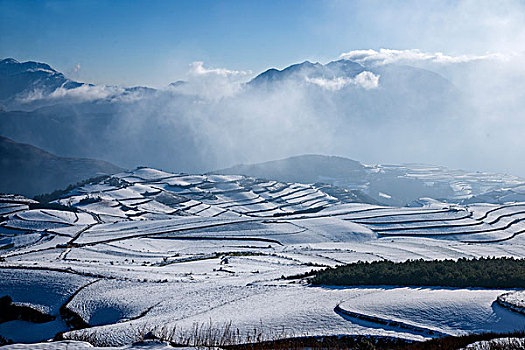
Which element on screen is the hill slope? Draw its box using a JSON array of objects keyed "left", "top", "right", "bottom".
[
  {"left": 216, "top": 154, "right": 367, "bottom": 184},
  {"left": 1, "top": 167, "right": 525, "bottom": 345},
  {"left": 0, "top": 136, "right": 123, "bottom": 196}
]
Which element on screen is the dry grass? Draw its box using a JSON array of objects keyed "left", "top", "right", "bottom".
[
  {"left": 64, "top": 321, "right": 294, "bottom": 348},
  {"left": 62, "top": 322, "right": 525, "bottom": 350},
  {"left": 151, "top": 321, "right": 307, "bottom": 348},
  {"left": 64, "top": 321, "right": 402, "bottom": 349},
  {"left": 398, "top": 331, "right": 525, "bottom": 350}
]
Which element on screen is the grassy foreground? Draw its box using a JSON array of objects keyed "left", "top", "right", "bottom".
[{"left": 226, "top": 332, "right": 525, "bottom": 349}]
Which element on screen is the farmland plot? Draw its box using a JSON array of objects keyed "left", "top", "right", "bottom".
[{"left": 1, "top": 168, "right": 525, "bottom": 346}]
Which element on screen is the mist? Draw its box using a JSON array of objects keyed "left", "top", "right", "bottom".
[
  {"left": 2, "top": 0, "right": 525, "bottom": 176},
  {"left": 3, "top": 48, "right": 524, "bottom": 177},
  {"left": 93, "top": 54, "right": 525, "bottom": 176}
]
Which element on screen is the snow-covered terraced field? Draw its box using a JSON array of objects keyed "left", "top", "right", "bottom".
[
  {"left": 372, "top": 163, "right": 525, "bottom": 202},
  {"left": 1, "top": 168, "right": 525, "bottom": 346}
]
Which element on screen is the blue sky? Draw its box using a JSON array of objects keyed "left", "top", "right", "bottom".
[{"left": 1, "top": 0, "right": 524, "bottom": 87}]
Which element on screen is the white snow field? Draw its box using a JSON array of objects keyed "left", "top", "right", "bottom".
[{"left": 1, "top": 168, "right": 525, "bottom": 346}]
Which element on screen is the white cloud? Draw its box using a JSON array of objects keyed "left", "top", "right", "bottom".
[
  {"left": 305, "top": 76, "right": 352, "bottom": 91},
  {"left": 339, "top": 48, "right": 508, "bottom": 66},
  {"left": 306, "top": 71, "right": 380, "bottom": 90},
  {"left": 189, "top": 61, "right": 251, "bottom": 77},
  {"left": 17, "top": 84, "right": 148, "bottom": 104},
  {"left": 49, "top": 84, "right": 123, "bottom": 100},
  {"left": 354, "top": 71, "right": 380, "bottom": 89},
  {"left": 169, "top": 62, "right": 253, "bottom": 99}
]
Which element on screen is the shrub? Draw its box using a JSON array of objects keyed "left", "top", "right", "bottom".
[{"left": 0, "top": 334, "right": 13, "bottom": 346}]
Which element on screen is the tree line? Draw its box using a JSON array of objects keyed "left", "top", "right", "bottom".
[{"left": 310, "top": 257, "right": 525, "bottom": 288}]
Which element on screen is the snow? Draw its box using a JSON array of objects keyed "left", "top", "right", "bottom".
[
  {"left": 379, "top": 192, "right": 392, "bottom": 199},
  {"left": 0, "top": 269, "right": 95, "bottom": 343},
  {"left": 0, "top": 319, "right": 68, "bottom": 344},
  {"left": 372, "top": 163, "right": 525, "bottom": 203},
  {"left": 1, "top": 167, "right": 525, "bottom": 347},
  {"left": 337, "top": 287, "right": 525, "bottom": 335},
  {"left": 0, "top": 204, "right": 28, "bottom": 216},
  {"left": 497, "top": 291, "right": 525, "bottom": 315},
  {"left": 0, "top": 269, "right": 93, "bottom": 314}
]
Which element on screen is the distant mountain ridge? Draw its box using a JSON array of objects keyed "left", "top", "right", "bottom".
[
  {"left": 0, "top": 58, "right": 157, "bottom": 108},
  {"left": 0, "top": 136, "right": 123, "bottom": 197},
  {"left": 1, "top": 56, "right": 455, "bottom": 105},
  {"left": 216, "top": 155, "right": 367, "bottom": 184},
  {"left": 248, "top": 58, "right": 454, "bottom": 94},
  {"left": 249, "top": 59, "right": 365, "bottom": 86},
  {"left": 0, "top": 57, "right": 474, "bottom": 174},
  {"left": 0, "top": 58, "right": 83, "bottom": 104}
]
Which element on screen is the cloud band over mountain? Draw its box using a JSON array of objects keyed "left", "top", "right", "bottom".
[{"left": 1, "top": 49, "right": 524, "bottom": 176}]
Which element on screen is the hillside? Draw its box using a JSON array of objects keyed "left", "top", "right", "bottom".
[
  {"left": 1, "top": 167, "right": 525, "bottom": 345},
  {"left": 0, "top": 136, "right": 122, "bottom": 196},
  {"left": 216, "top": 154, "right": 367, "bottom": 184}
]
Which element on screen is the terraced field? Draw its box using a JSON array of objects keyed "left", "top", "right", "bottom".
[
  {"left": 1, "top": 168, "right": 525, "bottom": 346},
  {"left": 374, "top": 163, "right": 525, "bottom": 202}
]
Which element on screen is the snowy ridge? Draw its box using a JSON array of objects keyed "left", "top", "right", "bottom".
[{"left": 334, "top": 303, "right": 449, "bottom": 337}]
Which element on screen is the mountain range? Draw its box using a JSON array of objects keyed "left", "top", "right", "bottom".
[
  {"left": 0, "top": 58, "right": 83, "bottom": 105},
  {"left": 0, "top": 57, "right": 471, "bottom": 174},
  {"left": 1, "top": 57, "right": 524, "bottom": 203}
]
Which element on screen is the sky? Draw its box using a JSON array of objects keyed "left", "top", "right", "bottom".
[
  {"left": 1, "top": 0, "right": 525, "bottom": 87},
  {"left": 1, "top": 0, "right": 525, "bottom": 176}
]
